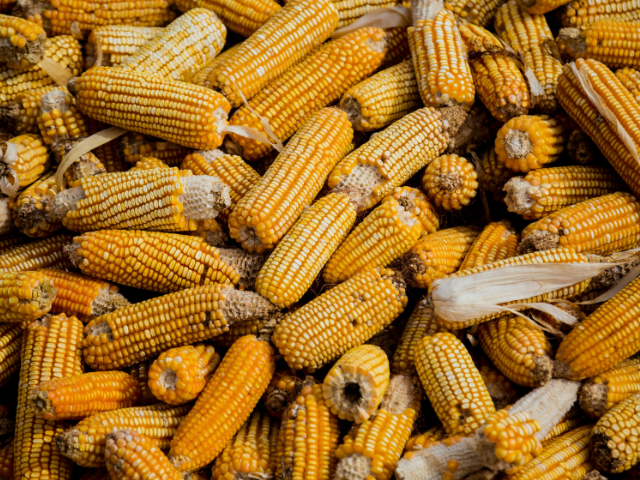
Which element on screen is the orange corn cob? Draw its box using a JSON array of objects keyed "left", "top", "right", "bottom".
[
  {"left": 12, "top": 172, "right": 64, "bottom": 238},
  {"left": 421, "top": 154, "right": 478, "bottom": 210},
  {"left": 560, "top": 0, "right": 640, "bottom": 28},
  {"left": 0, "top": 323, "right": 21, "bottom": 388},
  {"left": 130, "top": 156, "right": 169, "bottom": 171},
  {"left": 0, "top": 443, "right": 12, "bottom": 480},
  {"left": 84, "top": 25, "right": 164, "bottom": 68},
  {"left": 332, "top": 0, "right": 396, "bottom": 28},
  {"left": 0, "top": 86, "right": 67, "bottom": 136},
  {"left": 0, "top": 271, "right": 57, "bottom": 322},
  {"left": 262, "top": 369, "right": 303, "bottom": 419},
  {"left": 119, "top": 132, "right": 191, "bottom": 166},
  {"left": 37, "top": 90, "right": 89, "bottom": 146},
  {"left": 0, "top": 14, "right": 45, "bottom": 69},
  {"left": 380, "top": 26, "right": 411, "bottom": 70},
  {"left": 1, "top": 133, "right": 50, "bottom": 197},
  {"left": 579, "top": 358, "right": 640, "bottom": 418},
  {"left": 459, "top": 220, "right": 519, "bottom": 271},
  {"left": 148, "top": 344, "right": 220, "bottom": 405},
  {"left": 0, "top": 232, "right": 27, "bottom": 253},
  {"left": 127, "top": 361, "right": 157, "bottom": 406},
  {"left": 405, "top": 426, "right": 447, "bottom": 452},
  {"left": 617, "top": 67, "right": 640, "bottom": 103}
]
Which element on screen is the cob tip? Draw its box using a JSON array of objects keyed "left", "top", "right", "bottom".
[
  {"left": 578, "top": 382, "right": 608, "bottom": 418},
  {"left": 556, "top": 28, "right": 585, "bottom": 60}
]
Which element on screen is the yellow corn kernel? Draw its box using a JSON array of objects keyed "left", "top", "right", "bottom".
[
  {"left": 478, "top": 145, "right": 515, "bottom": 202},
  {"left": 127, "top": 361, "right": 157, "bottom": 406},
  {"left": 422, "top": 154, "right": 478, "bottom": 210},
  {"left": 0, "top": 232, "right": 28, "bottom": 253},
  {"left": 130, "top": 156, "right": 169, "bottom": 171},
  {"left": 37, "top": 90, "right": 88, "bottom": 146},
  {"left": 0, "top": 323, "right": 21, "bottom": 388},
  {"left": 459, "top": 220, "right": 519, "bottom": 271},
  {"left": 483, "top": 408, "right": 544, "bottom": 469},
  {"left": 617, "top": 67, "right": 640, "bottom": 103},
  {"left": 0, "top": 86, "right": 66, "bottom": 136},
  {"left": 579, "top": 358, "right": 640, "bottom": 418},
  {"left": 444, "top": 0, "right": 505, "bottom": 26},
  {"left": 405, "top": 426, "right": 447, "bottom": 452},
  {"left": 0, "top": 442, "right": 13, "bottom": 480},
  {"left": 189, "top": 43, "right": 242, "bottom": 87},
  {"left": 148, "top": 344, "right": 220, "bottom": 405},
  {"left": 1, "top": 133, "right": 50, "bottom": 197},
  {"left": 332, "top": 0, "right": 397, "bottom": 27},
  {"left": 12, "top": 171, "right": 63, "bottom": 238},
  {"left": 195, "top": 0, "right": 280, "bottom": 36},
  {"left": 0, "top": 14, "right": 45, "bottom": 69},
  {"left": 380, "top": 26, "right": 411, "bottom": 70},
  {"left": 85, "top": 25, "right": 164, "bottom": 68},
  {"left": 0, "top": 271, "right": 56, "bottom": 322},
  {"left": 561, "top": 0, "right": 640, "bottom": 28},
  {"left": 120, "top": 132, "right": 192, "bottom": 166}
]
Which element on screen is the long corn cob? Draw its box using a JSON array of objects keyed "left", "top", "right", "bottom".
[
  {"left": 0, "top": 14, "right": 45, "bottom": 69},
  {"left": 0, "top": 232, "right": 27, "bottom": 252},
  {"left": 332, "top": 0, "right": 396, "bottom": 28},
  {"left": 0, "top": 323, "right": 21, "bottom": 388},
  {"left": 0, "top": 271, "right": 56, "bottom": 322},
  {"left": 618, "top": 67, "right": 640, "bottom": 104},
  {"left": 397, "top": 225, "right": 481, "bottom": 289},
  {"left": 82, "top": 285, "right": 277, "bottom": 370},
  {"left": 274, "top": 267, "right": 407, "bottom": 371},
  {"left": 0, "top": 234, "right": 73, "bottom": 272},
  {"left": 120, "top": 132, "right": 192, "bottom": 167},
  {"left": 56, "top": 404, "right": 190, "bottom": 468},
  {"left": 459, "top": 220, "right": 518, "bottom": 271},
  {"left": 228, "top": 108, "right": 353, "bottom": 253},
  {"left": 255, "top": 192, "right": 356, "bottom": 308},
  {"left": 341, "top": 60, "right": 422, "bottom": 132},
  {"left": 0, "top": 443, "right": 12, "bottom": 480},
  {"left": 1, "top": 133, "right": 49, "bottom": 197},
  {"left": 148, "top": 344, "right": 220, "bottom": 405},
  {"left": 380, "top": 26, "right": 411, "bottom": 70},
  {"left": 579, "top": 358, "right": 640, "bottom": 418},
  {"left": 14, "top": 313, "right": 84, "bottom": 480},
  {"left": 408, "top": 0, "right": 475, "bottom": 110},
  {"left": 194, "top": 0, "right": 280, "bottom": 36},
  {"left": 328, "top": 106, "right": 468, "bottom": 210},
  {"left": 560, "top": 0, "right": 640, "bottom": 28},
  {"left": 0, "top": 86, "right": 65, "bottom": 136},
  {"left": 421, "top": 154, "right": 478, "bottom": 210},
  {"left": 85, "top": 25, "right": 163, "bottom": 68},
  {"left": 504, "top": 165, "right": 628, "bottom": 220},
  {"left": 36, "top": 90, "right": 88, "bottom": 146},
  {"left": 169, "top": 333, "right": 276, "bottom": 473},
  {"left": 11, "top": 172, "right": 61, "bottom": 237}
]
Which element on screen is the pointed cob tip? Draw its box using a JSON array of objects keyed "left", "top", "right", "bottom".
[
  {"left": 556, "top": 28, "right": 585, "bottom": 61},
  {"left": 64, "top": 241, "right": 81, "bottom": 268},
  {"left": 439, "top": 105, "right": 468, "bottom": 140},
  {"left": 55, "top": 428, "right": 83, "bottom": 463},
  {"left": 335, "top": 454, "right": 372, "bottom": 480},
  {"left": 533, "top": 355, "right": 554, "bottom": 386},
  {"left": 340, "top": 94, "right": 364, "bottom": 131},
  {"left": 517, "top": 230, "right": 559, "bottom": 254},
  {"left": 578, "top": 382, "right": 608, "bottom": 418}
]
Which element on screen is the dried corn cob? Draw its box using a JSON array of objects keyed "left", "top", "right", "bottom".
[
  {"left": 228, "top": 28, "right": 386, "bottom": 161},
  {"left": 189, "top": 42, "right": 242, "bottom": 88},
  {"left": 30, "top": 371, "right": 141, "bottom": 421},
  {"left": 201, "top": 0, "right": 338, "bottom": 108},
  {"left": 211, "top": 407, "right": 279, "bottom": 480},
  {"left": 56, "top": 403, "right": 190, "bottom": 468},
  {"left": 422, "top": 154, "right": 478, "bottom": 210},
  {"left": 444, "top": 0, "right": 505, "bottom": 26},
  {"left": 169, "top": 333, "right": 276, "bottom": 473},
  {"left": 519, "top": 192, "right": 640, "bottom": 255},
  {"left": 515, "top": 0, "right": 571, "bottom": 13},
  {"left": 0, "top": 443, "right": 12, "bottom": 480},
  {"left": 332, "top": 0, "right": 396, "bottom": 27},
  {"left": 12, "top": 172, "right": 63, "bottom": 237},
  {"left": 617, "top": 67, "right": 640, "bottom": 103},
  {"left": 274, "top": 267, "right": 407, "bottom": 371},
  {"left": 127, "top": 361, "right": 156, "bottom": 406},
  {"left": 405, "top": 426, "right": 447, "bottom": 452},
  {"left": 130, "top": 156, "right": 169, "bottom": 171},
  {"left": 85, "top": 25, "right": 163, "bottom": 68},
  {"left": 195, "top": 0, "right": 280, "bottom": 36},
  {"left": 408, "top": 0, "right": 475, "bottom": 110},
  {"left": 0, "top": 323, "right": 21, "bottom": 388},
  {"left": 341, "top": 60, "right": 421, "bottom": 132},
  {"left": 1, "top": 134, "right": 49, "bottom": 197},
  {"left": 561, "top": 0, "right": 640, "bottom": 28},
  {"left": 262, "top": 369, "right": 303, "bottom": 419},
  {"left": 380, "top": 26, "right": 411, "bottom": 70},
  {"left": 229, "top": 108, "right": 353, "bottom": 253},
  {"left": 477, "top": 145, "right": 515, "bottom": 202},
  {"left": 36, "top": 90, "right": 88, "bottom": 146},
  {"left": 0, "top": 232, "right": 27, "bottom": 252},
  {"left": 14, "top": 313, "right": 84, "bottom": 480},
  {"left": 190, "top": 219, "right": 229, "bottom": 248},
  {"left": 335, "top": 374, "right": 422, "bottom": 480},
  {"left": 0, "top": 14, "right": 45, "bottom": 69},
  {"left": 447, "top": 103, "right": 501, "bottom": 155},
  {"left": 579, "top": 358, "right": 640, "bottom": 418},
  {"left": 473, "top": 351, "right": 521, "bottom": 410},
  {"left": 0, "top": 271, "right": 56, "bottom": 322},
  {"left": 415, "top": 332, "right": 495, "bottom": 435},
  {"left": 256, "top": 192, "right": 356, "bottom": 308},
  {"left": 541, "top": 405, "right": 584, "bottom": 443},
  {"left": 0, "top": 86, "right": 65, "bottom": 136},
  {"left": 120, "top": 133, "right": 191, "bottom": 166},
  {"left": 477, "top": 314, "right": 553, "bottom": 387},
  {"left": 148, "top": 344, "right": 220, "bottom": 405},
  {"left": 494, "top": 0, "right": 563, "bottom": 113},
  {"left": 397, "top": 225, "right": 481, "bottom": 289},
  {"left": 328, "top": 106, "right": 468, "bottom": 210},
  {"left": 82, "top": 285, "right": 277, "bottom": 370},
  {"left": 459, "top": 220, "right": 518, "bottom": 271},
  {"left": 0, "top": 233, "right": 75, "bottom": 272},
  {"left": 505, "top": 165, "right": 627, "bottom": 220},
  {"left": 0, "top": 36, "right": 83, "bottom": 104}
]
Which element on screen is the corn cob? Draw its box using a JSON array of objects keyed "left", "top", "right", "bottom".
[
  {"left": 459, "top": 221, "right": 518, "bottom": 271},
  {"left": 415, "top": 332, "right": 495, "bottom": 436},
  {"left": 0, "top": 14, "right": 45, "bottom": 69},
  {"left": 1, "top": 134, "right": 49, "bottom": 197},
  {"left": 229, "top": 108, "right": 353, "bottom": 253},
  {"left": 515, "top": 0, "right": 571, "bottom": 13},
  {"left": 36, "top": 90, "right": 88, "bottom": 147},
  {"left": 130, "top": 156, "right": 169, "bottom": 171},
  {"left": 380, "top": 26, "right": 411, "bottom": 70},
  {"left": 332, "top": 0, "right": 396, "bottom": 28},
  {"left": 82, "top": 285, "right": 277, "bottom": 370},
  {"left": 0, "top": 232, "right": 27, "bottom": 252},
  {"left": 262, "top": 369, "right": 303, "bottom": 419},
  {"left": 11, "top": 172, "right": 62, "bottom": 237},
  {"left": 72, "top": 67, "right": 231, "bottom": 150},
  {"left": 0, "top": 86, "right": 66, "bottom": 136},
  {"left": 444, "top": 0, "right": 505, "bottom": 27},
  {"left": 85, "top": 25, "right": 163, "bottom": 68},
  {"left": 541, "top": 405, "right": 584, "bottom": 443},
  {"left": 579, "top": 358, "right": 640, "bottom": 418},
  {"left": 189, "top": 219, "right": 229, "bottom": 248},
  {"left": 14, "top": 313, "right": 84, "bottom": 480},
  {"left": 148, "top": 344, "right": 220, "bottom": 405},
  {"left": 256, "top": 192, "right": 356, "bottom": 308},
  {"left": 274, "top": 267, "right": 407, "bottom": 371},
  {"left": 505, "top": 165, "right": 627, "bottom": 220},
  {"left": 56, "top": 403, "right": 190, "bottom": 468},
  {"left": 200, "top": 0, "right": 338, "bottom": 108},
  {"left": 211, "top": 407, "right": 279, "bottom": 480},
  {"left": 0, "top": 36, "right": 83, "bottom": 104},
  {"left": 30, "top": 371, "right": 141, "bottom": 421},
  {"left": 0, "top": 271, "right": 57, "bottom": 322},
  {"left": 397, "top": 225, "right": 481, "bottom": 289},
  {"left": 561, "top": 0, "right": 640, "bottom": 28},
  {"left": 120, "top": 133, "right": 191, "bottom": 167},
  {"left": 335, "top": 374, "right": 422, "bottom": 480},
  {"left": 341, "top": 60, "right": 421, "bottom": 132},
  {"left": 494, "top": 0, "right": 563, "bottom": 113},
  {"left": 328, "top": 106, "right": 468, "bottom": 210},
  {"left": 90, "top": 140, "right": 125, "bottom": 173},
  {"left": 194, "top": 0, "right": 280, "bottom": 36},
  {"left": 473, "top": 351, "right": 521, "bottom": 410},
  {"left": 476, "top": 145, "right": 515, "bottom": 202},
  {"left": 0, "top": 323, "right": 21, "bottom": 388},
  {"left": 118, "top": 9, "right": 225, "bottom": 81},
  {"left": 477, "top": 314, "right": 553, "bottom": 387},
  {"left": 0, "top": 443, "right": 12, "bottom": 480},
  {"left": 189, "top": 42, "right": 242, "bottom": 88},
  {"left": 617, "top": 67, "right": 640, "bottom": 103},
  {"left": 519, "top": 192, "right": 640, "bottom": 255},
  {"left": 405, "top": 426, "right": 447, "bottom": 452},
  {"left": 228, "top": 28, "right": 386, "bottom": 161},
  {"left": 408, "top": 0, "right": 475, "bottom": 110},
  {"left": 421, "top": 154, "right": 478, "bottom": 210},
  {"left": 169, "top": 333, "right": 276, "bottom": 473},
  {"left": 127, "top": 361, "right": 156, "bottom": 406}
]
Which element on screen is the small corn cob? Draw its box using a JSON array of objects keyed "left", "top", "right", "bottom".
[
  {"left": 81, "top": 285, "right": 277, "bottom": 370},
  {"left": 0, "top": 323, "right": 21, "bottom": 388},
  {"left": 195, "top": 0, "right": 280, "bottom": 36},
  {"left": 1, "top": 133, "right": 50, "bottom": 197},
  {"left": 105, "top": 429, "right": 182, "bottom": 480},
  {"left": 29, "top": 371, "right": 141, "bottom": 421},
  {"left": 328, "top": 106, "right": 468, "bottom": 211},
  {"left": 274, "top": 267, "right": 407, "bottom": 371},
  {"left": 340, "top": 60, "right": 422, "bottom": 132},
  {"left": 519, "top": 192, "right": 640, "bottom": 255},
  {"left": 617, "top": 67, "right": 640, "bottom": 103},
  {"left": 228, "top": 28, "right": 386, "bottom": 161},
  {"left": 398, "top": 225, "right": 481, "bottom": 289},
  {"left": 323, "top": 344, "right": 390, "bottom": 423},
  {"left": 228, "top": 108, "right": 353, "bottom": 253},
  {"left": 0, "top": 443, "right": 12, "bottom": 480},
  {"left": 408, "top": 0, "right": 475, "bottom": 110},
  {"left": 118, "top": 9, "right": 225, "bottom": 81},
  {"left": 56, "top": 403, "right": 190, "bottom": 468},
  {"left": 0, "top": 86, "right": 65, "bottom": 136},
  {"left": 332, "top": 0, "right": 396, "bottom": 28},
  {"left": 560, "top": 0, "right": 640, "bottom": 28},
  {"left": 72, "top": 67, "right": 231, "bottom": 150},
  {"left": 89, "top": 139, "right": 126, "bottom": 173},
  {"left": 422, "top": 154, "right": 478, "bottom": 210},
  {"left": 495, "top": 115, "right": 566, "bottom": 173},
  {"left": 541, "top": 405, "right": 584, "bottom": 443},
  {"left": 504, "top": 165, "right": 627, "bottom": 220},
  {"left": 275, "top": 382, "right": 340, "bottom": 480},
  {"left": 12, "top": 172, "right": 63, "bottom": 237},
  {"left": 415, "top": 332, "right": 496, "bottom": 436},
  {"left": 200, "top": 0, "right": 338, "bottom": 108},
  {"left": 127, "top": 361, "right": 157, "bottom": 406},
  {"left": 36, "top": 90, "right": 88, "bottom": 147},
  {"left": 255, "top": 192, "right": 356, "bottom": 308},
  {"left": 262, "top": 369, "right": 303, "bottom": 419},
  {"left": 459, "top": 220, "right": 519, "bottom": 271},
  {"left": 0, "top": 36, "right": 83, "bottom": 104},
  {"left": 477, "top": 314, "right": 554, "bottom": 387},
  {"left": 444, "top": 0, "right": 505, "bottom": 26},
  {"left": 405, "top": 426, "right": 447, "bottom": 452},
  {"left": 0, "top": 271, "right": 57, "bottom": 322},
  {"left": 148, "top": 344, "right": 220, "bottom": 405},
  {"left": 14, "top": 313, "right": 84, "bottom": 480},
  {"left": 473, "top": 351, "right": 521, "bottom": 410},
  {"left": 211, "top": 407, "right": 279, "bottom": 480},
  {"left": 334, "top": 374, "right": 422, "bottom": 480},
  {"left": 579, "top": 358, "right": 640, "bottom": 418},
  {"left": 169, "top": 334, "right": 276, "bottom": 473},
  {"left": 477, "top": 145, "right": 515, "bottom": 202},
  {"left": 0, "top": 14, "right": 45, "bottom": 69},
  {"left": 120, "top": 132, "right": 192, "bottom": 167},
  {"left": 130, "top": 156, "right": 169, "bottom": 171},
  {"left": 85, "top": 25, "right": 164, "bottom": 68},
  {"left": 494, "top": 0, "right": 563, "bottom": 113},
  {"left": 380, "top": 26, "right": 411, "bottom": 70}
]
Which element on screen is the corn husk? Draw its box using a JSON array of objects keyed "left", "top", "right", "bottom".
[{"left": 330, "top": 7, "right": 412, "bottom": 38}]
